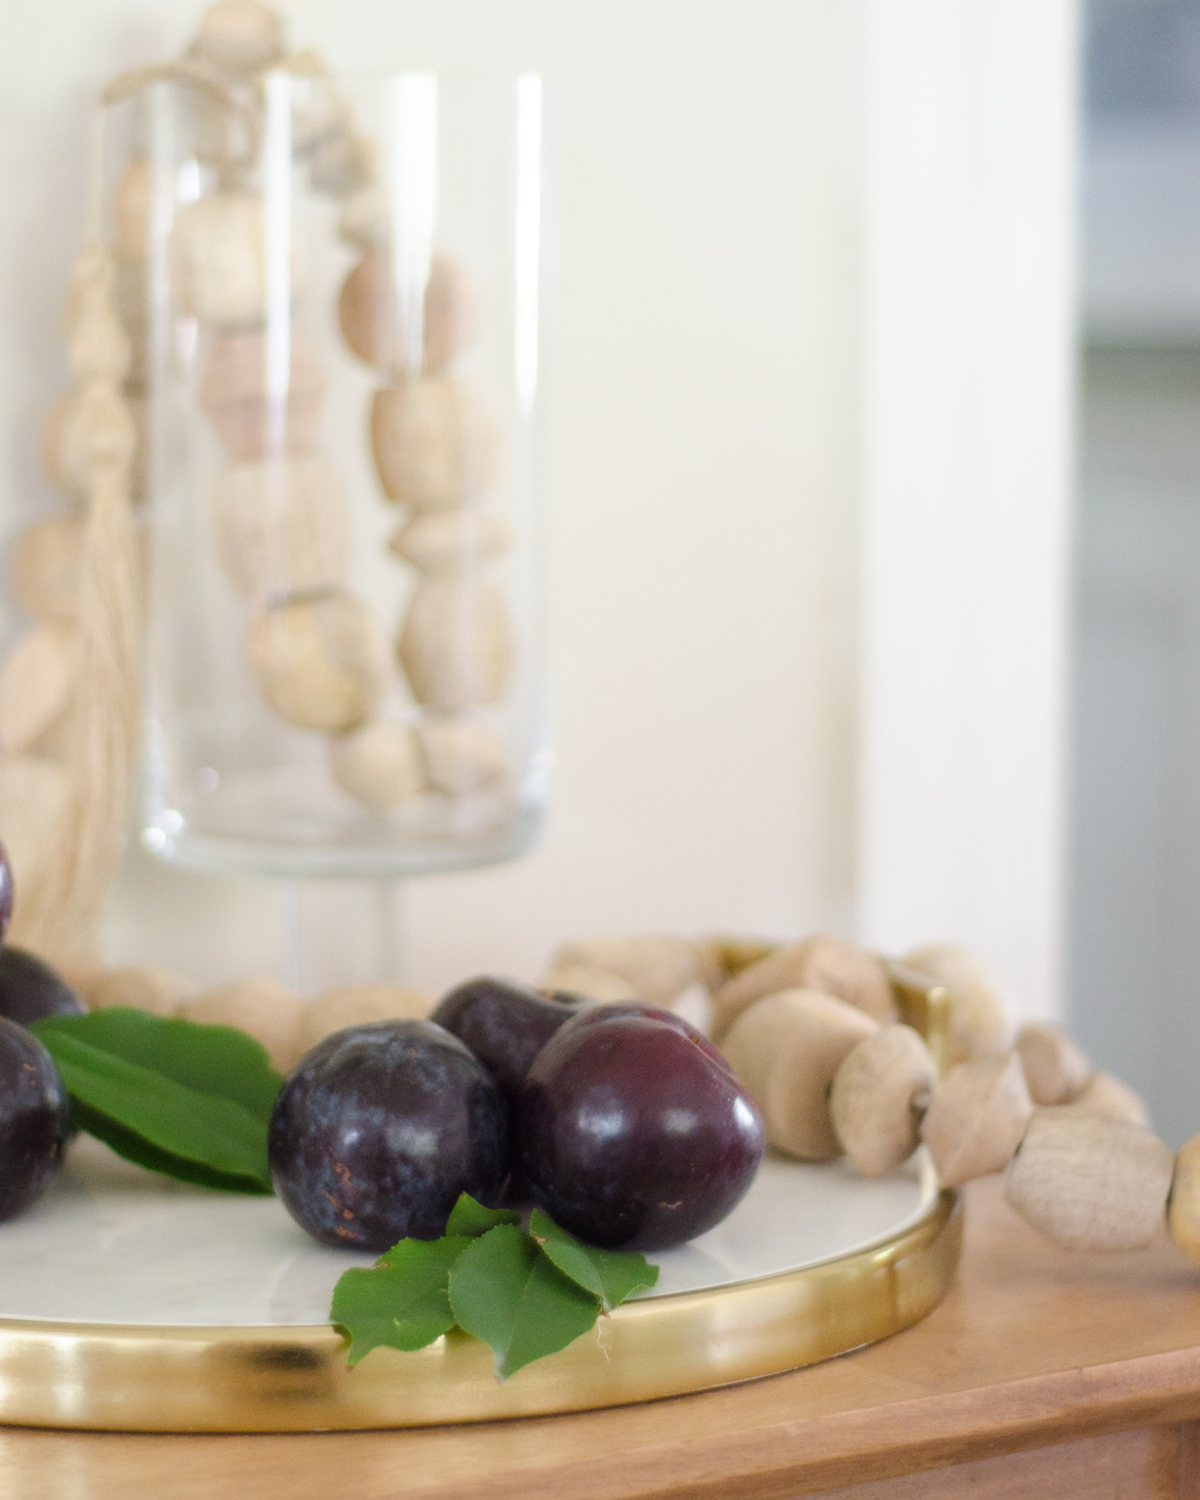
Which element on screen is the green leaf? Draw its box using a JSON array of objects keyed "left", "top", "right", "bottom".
[
  {"left": 448, "top": 1224, "right": 601, "bottom": 1379},
  {"left": 444, "top": 1193, "right": 521, "bottom": 1239},
  {"left": 33, "top": 1009, "right": 283, "bottom": 1120},
  {"left": 529, "top": 1210, "right": 659, "bottom": 1311},
  {"left": 331, "top": 1237, "right": 470, "bottom": 1365},
  {"left": 32, "top": 1016, "right": 277, "bottom": 1193}
]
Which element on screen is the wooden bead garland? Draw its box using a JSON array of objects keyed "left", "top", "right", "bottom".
[{"left": 68, "top": 922, "right": 1200, "bottom": 1276}]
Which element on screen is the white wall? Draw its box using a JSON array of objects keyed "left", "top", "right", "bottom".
[{"left": 0, "top": 1, "right": 1076, "bottom": 1018}]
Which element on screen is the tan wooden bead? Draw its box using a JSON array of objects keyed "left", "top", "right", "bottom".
[
  {"left": 191, "top": 0, "right": 287, "bottom": 77},
  {"left": 113, "top": 160, "right": 153, "bottom": 261},
  {"left": 1005, "top": 1107, "right": 1173, "bottom": 1252},
  {"left": 197, "top": 328, "right": 325, "bottom": 462},
  {"left": 830, "top": 1024, "right": 937, "bottom": 1177},
  {"left": 0, "top": 622, "right": 78, "bottom": 755},
  {"left": 712, "top": 934, "right": 896, "bottom": 1043},
  {"left": 919, "top": 1052, "right": 1033, "bottom": 1188},
  {"left": 42, "top": 382, "right": 137, "bottom": 497},
  {"left": 67, "top": 302, "right": 130, "bottom": 383},
  {"left": 371, "top": 377, "right": 498, "bottom": 509},
  {"left": 328, "top": 721, "right": 425, "bottom": 813},
  {"left": 901, "top": 943, "right": 1010, "bottom": 1064},
  {"left": 85, "top": 966, "right": 195, "bottom": 1018},
  {"left": 338, "top": 187, "right": 390, "bottom": 250},
  {"left": 417, "top": 715, "right": 510, "bottom": 794},
  {"left": 537, "top": 963, "right": 633, "bottom": 1005},
  {"left": 548, "top": 936, "right": 700, "bottom": 1009},
  {"left": 720, "top": 989, "right": 877, "bottom": 1161},
  {"left": 180, "top": 977, "right": 304, "bottom": 1075},
  {"left": 288, "top": 62, "right": 351, "bottom": 158},
  {"left": 692, "top": 935, "right": 780, "bottom": 994},
  {"left": 397, "top": 575, "right": 513, "bottom": 709},
  {"left": 113, "top": 257, "right": 149, "bottom": 393},
  {"left": 249, "top": 589, "right": 388, "bottom": 733},
  {"left": 12, "top": 516, "right": 84, "bottom": 622},
  {"left": 341, "top": 253, "right": 479, "bottom": 374},
  {"left": 0, "top": 752, "right": 69, "bottom": 900},
  {"left": 310, "top": 132, "right": 375, "bottom": 198},
  {"left": 1170, "top": 1134, "right": 1200, "bottom": 1266},
  {"left": 210, "top": 455, "right": 349, "bottom": 598},
  {"left": 297, "top": 984, "right": 431, "bottom": 1058},
  {"left": 169, "top": 194, "right": 302, "bottom": 328},
  {"left": 1015, "top": 1022, "right": 1092, "bottom": 1107},
  {"left": 389, "top": 508, "right": 511, "bottom": 574},
  {"left": 1061, "top": 1070, "right": 1149, "bottom": 1128}
]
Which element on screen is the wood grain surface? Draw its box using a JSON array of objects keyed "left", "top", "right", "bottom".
[{"left": 6, "top": 1175, "right": 1200, "bottom": 1500}]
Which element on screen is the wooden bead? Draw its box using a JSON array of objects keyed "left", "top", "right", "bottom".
[
  {"left": 830, "top": 1024, "right": 937, "bottom": 1177},
  {"left": 310, "top": 132, "right": 375, "bottom": 198},
  {"left": 43, "top": 382, "right": 136, "bottom": 497},
  {"left": 712, "top": 934, "right": 896, "bottom": 1043},
  {"left": 389, "top": 508, "right": 510, "bottom": 574},
  {"left": 919, "top": 1052, "right": 1032, "bottom": 1187},
  {"left": 901, "top": 943, "right": 1011, "bottom": 1064},
  {"left": 0, "top": 623, "right": 78, "bottom": 755},
  {"left": 720, "top": 989, "right": 877, "bottom": 1161},
  {"left": 11, "top": 517, "right": 84, "bottom": 622},
  {"left": 113, "top": 161, "right": 153, "bottom": 261},
  {"left": 297, "top": 984, "right": 431, "bottom": 1058},
  {"left": 0, "top": 752, "right": 70, "bottom": 899},
  {"left": 397, "top": 574, "right": 513, "bottom": 709},
  {"left": 180, "top": 977, "right": 304, "bottom": 1074},
  {"left": 692, "top": 935, "right": 780, "bottom": 994},
  {"left": 338, "top": 187, "right": 390, "bottom": 250},
  {"left": 548, "top": 936, "right": 700, "bottom": 1009},
  {"left": 417, "top": 715, "right": 510, "bottom": 794},
  {"left": 1061, "top": 1070, "right": 1149, "bottom": 1128},
  {"left": 198, "top": 328, "right": 325, "bottom": 462},
  {"left": 328, "top": 721, "right": 425, "bottom": 812},
  {"left": 169, "top": 194, "right": 302, "bottom": 327},
  {"left": 341, "top": 253, "right": 479, "bottom": 374},
  {"left": 371, "top": 377, "right": 498, "bottom": 508},
  {"left": 85, "top": 966, "right": 195, "bottom": 1017},
  {"left": 288, "top": 62, "right": 351, "bottom": 158},
  {"left": 113, "top": 258, "right": 149, "bottom": 392},
  {"left": 1005, "top": 1108, "right": 1173, "bottom": 1252},
  {"left": 537, "top": 963, "right": 632, "bottom": 1005},
  {"left": 209, "top": 455, "right": 349, "bottom": 598},
  {"left": 192, "top": 0, "right": 286, "bottom": 77},
  {"left": 67, "top": 302, "right": 130, "bottom": 383},
  {"left": 1170, "top": 1134, "right": 1200, "bottom": 1266},
  {"left": 1015, "top": 1023, "right": 1092, "bottom": 1107},
  {"left": 249, "top": 588, "right": 388, "bottom": 733}
]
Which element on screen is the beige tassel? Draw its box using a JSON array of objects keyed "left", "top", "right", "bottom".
[{"left": 11, "top": 248, "right": 140, "bottom": 964}]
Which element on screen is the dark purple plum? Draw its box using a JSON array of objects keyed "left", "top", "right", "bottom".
[
  {"left": 0, "top": 947, "right": 85, "bottom": 1028},
  {"left": 269, "top": 1019, "right": 510, "bottom": 1251},
  {"left": 430, "top": 976, "right": 582, "bottom": 1101},
  {"left": 0, "top": 1015, "right": 71, "bottom": 1222},
  {"left": 553, "top": 1001, "right": 733, "bottom": 1073},
  {"left": 0, "top": 839, "right": 12, "bottom": 949},
  {"left": 518, "top": 1011, "right": 765, "bottom": 1251}
]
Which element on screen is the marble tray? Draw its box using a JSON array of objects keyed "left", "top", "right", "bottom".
[{"left": 0, "top": 1136, "right": 961, "bottom": 1431}]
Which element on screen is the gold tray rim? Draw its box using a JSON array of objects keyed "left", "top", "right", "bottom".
[{"left": 0, "top": 1186, "right": 962, "bottom": 1432}]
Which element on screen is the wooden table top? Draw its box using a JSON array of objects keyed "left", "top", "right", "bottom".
[{"left": 5, "top": 1175, "right": 1200, "bottom": 1500}]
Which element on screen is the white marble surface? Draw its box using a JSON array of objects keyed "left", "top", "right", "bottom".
[{"left": 0, "top": 1138, "right": 936, "bottom": 1328}]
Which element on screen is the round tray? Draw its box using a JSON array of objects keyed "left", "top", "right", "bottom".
[{"left": 0, "top": 1137, "right": 961, "bottom": 1432}]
